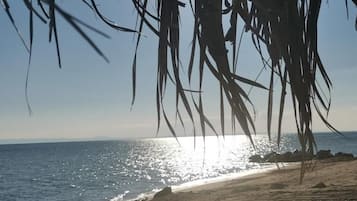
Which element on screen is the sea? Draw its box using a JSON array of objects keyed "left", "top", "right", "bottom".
[{"left": 0, "top": 132, "right": 357, "bottom": 201}]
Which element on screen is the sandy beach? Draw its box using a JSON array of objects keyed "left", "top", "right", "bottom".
[{"left": 149, "top": 159, "right": 357, "bottom": 201}]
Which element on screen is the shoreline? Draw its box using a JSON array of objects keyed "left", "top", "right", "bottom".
[
  {"left": 172, "top": 164, "right": 285, "bottom": 192},
  {"left": 143, "top": 159, "right": 357, "bottom": 201},
  {"left": 124, "top": 164, "right": 282, "bottom": 201}
]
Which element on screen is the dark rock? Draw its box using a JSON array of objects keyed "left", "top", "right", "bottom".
[
  {"left": 153, "top": 187, "right": 172, "bottom": 198},
  {"left": 270, "top": 183, "right": 287, "bottom": 189},
  {"left": 292, "top": 151, "right": 304, "bottom": 161},
  {"left": 279, "top": 151, "right": 293, "bottom": 162},
  {"left": 251, "top": 149, "right": 354, "bottom": 164},
  {"left": 250, "top": 150, "right": 315, "bottom": 163},
  {"left": 334, "top": 152, "right": 354, "bottom": 158},
  {"left": 312, "top": 182, "right": 327, "bottom": 188},
  {"left": 264, "top": 152, "right": 280, "bottom": 162},
  {"left": 333, "top": 152, "right": 355, "bottom": 161},
  {"left": 249, "top": 154, "right": 263, "bottom": 162},
  {"left": 291, "top": 150, "right": 314, "bottom": 161},
  {"left": 276, "top": 150, "right": 313, "bottom": 162},
  {"left": 316, "top": 150, "right": 333, "bottom": 160}
]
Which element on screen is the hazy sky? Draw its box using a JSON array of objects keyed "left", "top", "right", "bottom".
[{"left": 0, "top": 1, "right": 356, "bottom": 141}]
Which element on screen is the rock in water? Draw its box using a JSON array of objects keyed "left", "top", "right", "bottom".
[
  {"left": 316, "top": 150, "right": 333, "bottom": 160},
  {"left": 154, "top": 187, "right": 172, "bottom": 198},
  {"left": 312, "top": 182, "right": 327, "bottom": 188},
  {"left": 249, "top": 154, "right": 263, "bottom": 162},
  {"left": 334, "top": 152, "right": 354, "bottom": 160}
]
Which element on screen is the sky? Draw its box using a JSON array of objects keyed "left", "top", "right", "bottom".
[{"left": 0, "top": 1, "right": 356, "bottom": 142}]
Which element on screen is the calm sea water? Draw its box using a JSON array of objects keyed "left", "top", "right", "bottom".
[{"left": 0, "top": 132, "right": 356, "bottom": 201}]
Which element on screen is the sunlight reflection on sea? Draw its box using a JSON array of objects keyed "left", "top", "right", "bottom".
[{"left": 1, "top": 132, "right": 357, "bottom": 201}]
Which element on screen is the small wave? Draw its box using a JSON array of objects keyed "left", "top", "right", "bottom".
[
  {"left": 112, "top": 189, "right": 160, "bottom": 201},
  {"left": 111, "top": 166, "right": 280, "bottom": 201},
  {"left": 172, "top": 165, "right": 278, "bottom": 192},
  {"left": 125, "top": 191, "right": 156, "bottom": 201},
  {"left": 110, "top": 190, "right": 130, "bottom": 201}
]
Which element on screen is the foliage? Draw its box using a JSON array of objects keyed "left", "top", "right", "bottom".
[{"left": 1, "top": 1, "right": 356, "bottom": 159}]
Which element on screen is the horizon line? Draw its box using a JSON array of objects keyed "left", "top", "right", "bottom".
[{"left": 0, "top": 130, "right": 356, "bottom": 146}]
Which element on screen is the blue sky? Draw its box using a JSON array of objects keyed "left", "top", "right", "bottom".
[{"left": 0, "top": 1, "right": 356, "bottom": 141}]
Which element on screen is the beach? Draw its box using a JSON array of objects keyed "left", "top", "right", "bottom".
[
  {"left": 149, "top": 159, "right": 357, "bottom": 201},
  {"left": 2, "top": 135, "right": 357, "bottom": 201}
]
